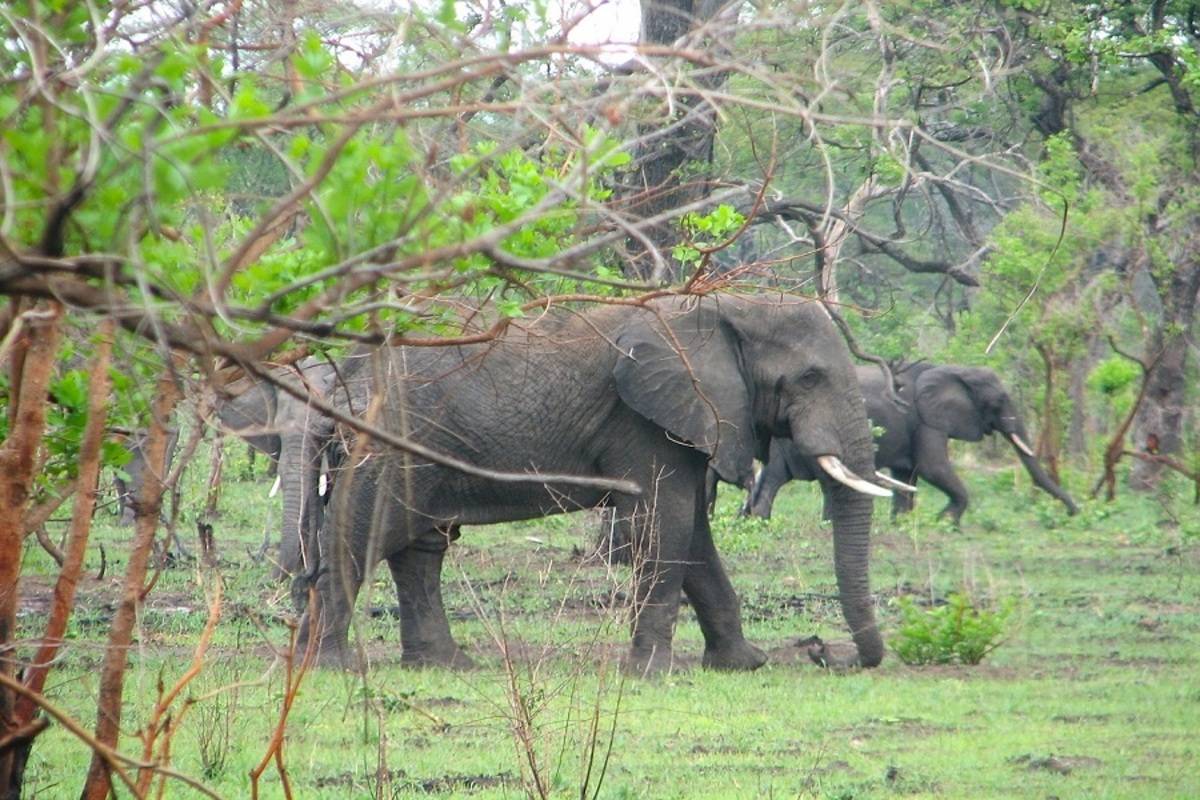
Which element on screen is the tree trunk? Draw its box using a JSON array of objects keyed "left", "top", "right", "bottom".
[
  {"left": 205, "top": 436, "right": 224, "bottom": 519},
  {"left": 623, "top": 0, "right": 726, "bottom": 282},
  {"left": 1130, "top": 266, "right": 1200, "bottom": 490},
  {"left": 0, "top": 302, "right": 61, "bottom": 799},
  {"left": 80, "top": 360, "right": 182, "bottom": 800},
  {"left": 1033, "top": 343, "right": 1063, "bottom": 484},
  {"left": 4, "top": 321, "right": 115, "bottom": 794}
]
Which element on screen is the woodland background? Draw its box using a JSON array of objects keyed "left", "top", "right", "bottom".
[{"left": 0, "top": 1, "right": 1197, "bottom": 797}]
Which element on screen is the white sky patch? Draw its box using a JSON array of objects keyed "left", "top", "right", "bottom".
[{"left": 561, "top": 0, "right": 641, "bottom": 64}]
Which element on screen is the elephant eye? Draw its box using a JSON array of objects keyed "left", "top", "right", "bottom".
[{"left": 798, "top": 368, "right": 823, "bottom": 388}]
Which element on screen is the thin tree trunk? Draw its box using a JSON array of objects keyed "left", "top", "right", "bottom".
[
  {"left": 0, "top": 302, "right": 62, "bottom": 798},
  {"left": 1033, "top": 343, "right": 1062, "bottom": 484},
  {"left": 80, "top": 358, "right": 182, "bottom": 800},
  {"left": 1128, "top": 281, "right": 1195, "bottom": 489},
  {"left": 5, "top": 321, "right": 115, "bottom": 792},
  {"left": 205, "top": 437, "right": 224, "bottom": 519},
  {"left": 623, "top": 0, "right": 726, "bottom": 282}
]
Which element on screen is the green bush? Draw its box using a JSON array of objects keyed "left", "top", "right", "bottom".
[{"left": 893, "top": 592, "right": 1016, "bottom": 665}]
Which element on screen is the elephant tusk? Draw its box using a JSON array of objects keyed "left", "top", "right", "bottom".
[
  {"left": 816, "top": 455, "right": 892, "bottom": 498},
  {"left": 1009, "top": 433, "right": 1036, "bottom": 457},
  {"left": 874, "top": 471, "right": 917, "bottom": 493},
  {"left": 319, "top": 472, "right": 328, "bottom": 497},
  {"left": 269, "top": 474, "right": 281, "bottom": 498}
]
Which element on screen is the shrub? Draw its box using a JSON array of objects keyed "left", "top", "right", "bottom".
[{"left": 892, "top": 592, "right": 1015, "bottom": 665}]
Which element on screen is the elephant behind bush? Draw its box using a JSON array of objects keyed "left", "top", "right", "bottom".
[{"left": 298, "top": 294, "right": 892, "bottom": 673}]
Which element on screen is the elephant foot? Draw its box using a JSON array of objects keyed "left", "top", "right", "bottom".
[
  {"left": 295, "top": 613, "right": 355, "bottom": 669},
  {"left": 623, "top": 644, "right": 674, "bottom": 678},
  {"left": 702, "top": 640, "right": 768, "bottom": 672},
  {"left": 295, "top": 637, "right": 354, "bottom": 669},
  {"left": 401, "top": 645, "right": 476, "bottom": 671}
]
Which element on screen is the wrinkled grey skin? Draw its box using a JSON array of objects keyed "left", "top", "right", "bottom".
[
  {"left": 747, "top": 362, "right": 1080, "bottom": 524},
  {"left": 215, "top": 358, "right": 337, "bottom": 574},
  {"left": 297, "top": 294, "right": 887, "bottom": 674},
  {"left": 114, "top": 429, "right": 179, "bottom": 525}
]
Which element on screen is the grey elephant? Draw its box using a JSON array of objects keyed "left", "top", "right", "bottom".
[
  {"left": 746, "top": 361, "right": 1079, "bottom": 523},
  {"left": 215, "top": 357, "right": 337, "bottom": 574},
  {"left": 297, "top": 293, "right": 891, "bottom": 674}
]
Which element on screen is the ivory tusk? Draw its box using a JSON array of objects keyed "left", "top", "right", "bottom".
[
  {"left": 269, "top": 474, "right": 282, "bottom": 498},
  {"left": 1009, "top": 433, "right": 1035, "bottom": 457},
  {"left": 874, "top": 471, "right": 918, "bottom": 493},
  {"left": 816, "top": 455, "right": 892, "bottom": 498},
  {"left": 318, "top": 472, "right": 329, "bottom": 497}
]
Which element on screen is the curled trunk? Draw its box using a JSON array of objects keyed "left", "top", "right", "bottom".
[{"left": 1015, "top": 446, "right": 1078, "bottom": 515}]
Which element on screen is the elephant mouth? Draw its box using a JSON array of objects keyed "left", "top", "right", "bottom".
[{"left": 815, "top": 455, "right": 892, "bottom": 497}]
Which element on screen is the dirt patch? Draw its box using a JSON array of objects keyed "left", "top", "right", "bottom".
[
  {"left": 1051, "top": 713, "right": 1112, "bottom": 724},
  {"left": 742, "top": 592, "right": 844, "bottom": 623},
  {"left": 1010, "top": 753, "right": 1102, "bottom": 775},
  {"left": 834, "top": 716, "right": 949, "bottom": 740},
  {"left": 314, "top": 769, "right": 515, "bottom": 793}
]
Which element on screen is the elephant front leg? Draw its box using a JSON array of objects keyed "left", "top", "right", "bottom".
[
  {"left": 914, "top": 429, "right": 969, "bottom": 525},
  {"left": 745, "top": 456, "right": 789, "bottom": 519},
  {"left": 295, "top": 543, "right": 363, "bottom": 668},
  {"left": 387, "top": 528, "right": 475, "bottom": 670},
  {"left": 682, "top": 501, "right": 767, "bottom": 672},
  {"left": 890, "top": 468, "right": 917, "bottom": 516}
]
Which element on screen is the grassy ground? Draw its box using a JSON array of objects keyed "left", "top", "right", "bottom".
[{"left": 14, "top": 446, "right": 1200, "bottom": 798}]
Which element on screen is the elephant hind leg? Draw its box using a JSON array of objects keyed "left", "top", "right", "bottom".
[{"left": 389, "top": 527, "right": 475, "bottom": 670}]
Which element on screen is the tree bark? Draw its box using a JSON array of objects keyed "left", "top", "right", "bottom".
[
  {"left": 80, "top": 359, "right": 182, "bottom": 800},
  {"left": 623, "top": 0, "right": 727, "bottom": 282},
  {"left": 3, "top": 321, "right": 115, "bottom": 794},
  {"left": 1130, "top": 265, "right": 1200, "bottom": 490},
  {"left": 0, "top": 302, "right": 61, "bottom": 799}
]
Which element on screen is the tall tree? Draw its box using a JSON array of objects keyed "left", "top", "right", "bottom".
[{"left": 622, "top": 0, "right": 734, "bottom": 281}]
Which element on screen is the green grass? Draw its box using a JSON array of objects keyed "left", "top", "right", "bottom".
[{"left": 14, "top": 448, "right": 1200, "bottom": 798}]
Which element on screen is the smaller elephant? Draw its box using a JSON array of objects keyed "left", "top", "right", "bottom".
[
  {"left": 114, "top": 428, "right": 179, "bottom": 525},
  {"left": 215, "top": 357, "right": 338, "bottom": 574},
  {"left": 747, "top": 362, "right": 1079, "bottom": 524}
]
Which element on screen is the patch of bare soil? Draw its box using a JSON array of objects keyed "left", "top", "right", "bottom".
[
  {"left": 833, "top": 716, "right": 949, "bottom": 740},
  {"left": 891, "top": 661, "right": 1025, "bottom": 680},
  {"left": 314, "top": 769, "right": 515, "bottom": 793},
  {"left": 1009, "top": 753, "right": 1102, "bottom": 775},
  {"left": 1050, "top": 713, "right": 1112, "bottom": 723},
  {"left": 742, "top": 592, "right": 844, "bottom": 623}
]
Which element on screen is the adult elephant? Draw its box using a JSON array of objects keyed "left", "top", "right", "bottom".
[
  {"left": 297, "top": 293, "right": 891, "bottom": 673},
  {"left": 746, "top": 362, "right": 1079, "bottom": 523},
  {"left": 215, "top": 357, "right": 337, "bottom": 574}
]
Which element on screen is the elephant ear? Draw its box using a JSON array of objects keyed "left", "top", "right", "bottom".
[
  {"left": 613, "top": 303, "right": 756, "bottom": 486},
  {"left": 914, "top": 367, "right": 985, "bottom": 441}
]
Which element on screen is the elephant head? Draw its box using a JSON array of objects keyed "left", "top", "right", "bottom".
[
  {"left": 614, "top": 295, "right": 887, "bottom": 667},
  {"left": 913, "top": 366, "right": 1078, "bottom": 514},
  {"left": 216, "top": 358, "right": 338, "bottom": 574}
]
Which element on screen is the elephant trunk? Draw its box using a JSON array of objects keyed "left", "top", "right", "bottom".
[
  {"left": 278, "top": 422, "right": 326, "bottom": 576},
  {"left": 827, "top": 482, "right": 884, "bottom": 667},
  {"left": 795, "top": 392, "right": 884, "bottom": 668},
  {"left": 1014, "top": 445, "right": 1079, "bottom": 515}
]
